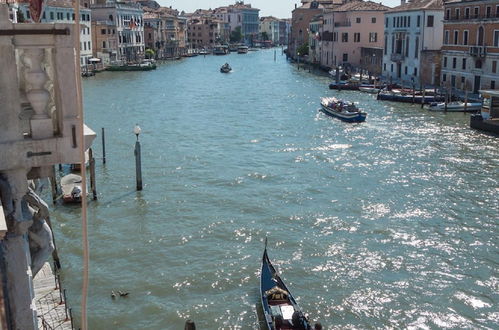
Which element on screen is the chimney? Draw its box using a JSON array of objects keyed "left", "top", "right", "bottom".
[
  {"left": 295, "top": 4, "right": 297, "bottom": 9},
  {"left": 401, "top": 0, "right": 406, "bottom": 4}
]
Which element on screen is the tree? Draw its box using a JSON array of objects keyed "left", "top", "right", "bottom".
[
  {"left": 297, "top": 43, "right": 309, "bottom": 56},
  {"left": 145, "top": 48, "right": 155, "bottom": 59},
  {"left": 230, "top": 26, "right": 242, "bottom": 43},
  {"left": 261, "top": 31, "right": 269, "bottom": 41}
]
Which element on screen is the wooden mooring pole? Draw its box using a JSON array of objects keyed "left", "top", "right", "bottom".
[
  {"left": 101, "top": 127, "right": 106, "bottom": 164},
  {"left": 185, "top": 320, "right": 196, "bottom": 330},
  {"left": 89, "top": 148, "right": 97, "bottom": 200},
  {"left": 135, "top": 139, "right": 143, "bottom": 191},
  {"left": 51, "top": 165, "right": 58, "bottom": 204}
]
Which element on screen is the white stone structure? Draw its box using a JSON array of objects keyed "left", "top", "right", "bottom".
[
  {"left": 382, "top": 0, "right": 444, "bottom": 85},
  {"left": 18, "top": 0, "right": 93, "bottom": 67},
  {"left": 0, "top": 5, "right": 95, "bottom": 328}
]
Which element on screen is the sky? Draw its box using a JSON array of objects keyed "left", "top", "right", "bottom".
[{"left": 158, "top": 0, "right": 402, "bottom": 19}]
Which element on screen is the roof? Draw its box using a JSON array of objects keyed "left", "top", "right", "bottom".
[
  {"left": 333, "top": 0, "right": 390, "bottom": 12},
  {"left": 388, "top": 0, "right": 444, "bottom": 13}
]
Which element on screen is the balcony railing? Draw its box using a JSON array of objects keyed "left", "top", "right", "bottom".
[
  {"left": 469, "top": 46, "right": 486, "bottom": 57},
  {"left": 390, "top": 53, "right": 405, "bottom": 62}
]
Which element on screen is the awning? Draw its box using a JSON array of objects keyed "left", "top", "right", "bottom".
[
  {"left": 84, "top": 124, "right": 96, "bottom": 151},
  {"left": 88, "top": 58, "right": 101, "bottom": 62}
]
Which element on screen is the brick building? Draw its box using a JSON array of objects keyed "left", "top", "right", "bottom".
[{"left": 441, "top": 0, "right": 499, "bottom": 93}]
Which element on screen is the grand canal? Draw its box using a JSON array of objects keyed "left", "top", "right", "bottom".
[{"left": 53, "top": 49, "right": 498, "bottom": 329}]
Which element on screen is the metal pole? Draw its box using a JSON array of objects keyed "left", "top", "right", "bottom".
[
  {"left": 89, "top": 148, "right": 97, "bottom": 200},
  {"left": 50, "top": 165, "right": 58, "bottom": 204},
  {"left": 135, "top": 140, "right": 143, "bottom": 191},
  {"left": 274, "top": 49, "right": 276, "bottom": 62},
  {"left": 101, "top": 127, "right": 106, "bottom": 164}
]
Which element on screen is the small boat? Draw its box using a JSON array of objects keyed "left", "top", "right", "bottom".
[
  {"left": 428, "top": 101, "right": 482, "bottom": 112},
  {"left": 213, "top": 45, "right": 229, "bottom": 55},
  {"left": 220, "top": 63, "right": 232, "bottom": 73},
  {"left": 260, "top": 239, "right": 312, "bottom": 330},
  {"left": 377, "top": 90, "right": 444, "bottom": 104},
  {"left": 320, "top": 97, "right": 367, "bottom": 122},
  {"left": 237, "top": 45, "right": 249, "bottom": 54},
  {"left": 328, "top": 81, "right": 359, "bottom": 90},
  {"left": 198, "top": 49, "right": 209, "bottom": 55},
  {"left": 61, "top": 174, "right": 84, "bottom": 203},
  {"left": 359, "top": 85, "right": 381, "bottom": 94},
  {"left": 106, "top": 60, "right": 156, "bottom": 71}
]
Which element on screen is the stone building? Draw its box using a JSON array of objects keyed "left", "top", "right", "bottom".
[
  {"left": 91, "top": 20, "right": 118, "bottom": 65},
  {"left": 187, "top": 16, "right": 224, "bottom": 49},
  {"left": 259, "top": 16, "right": 280, "bottom": 45},
  {"left": 0, "top": 6, "right": 95, "bottom": 328},
  {"left": 382, "top": 0, "right": 444, "bottom": 87},
  {"left": 213, "top": 1, "right": 260, "bottom": 45},
  {"left": 441, "top": 0, "right": 499, "bottom": 93},
  {"left": 91, "top": 0, "right": 145, "bottom": 62}
]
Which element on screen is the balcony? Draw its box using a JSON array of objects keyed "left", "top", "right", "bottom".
[
  {"left": 390, "top": 53, "right": 405, "bottom": 62},
  {"left": 334, "top": 22, "right": 351, "bottom": 27},
  {"left": 470, "top": 46, "right": 486, "bottom": 57}
]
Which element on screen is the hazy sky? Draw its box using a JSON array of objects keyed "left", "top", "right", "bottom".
[{"left": 158, "top": 0, "right": 402, "bottom": 18}]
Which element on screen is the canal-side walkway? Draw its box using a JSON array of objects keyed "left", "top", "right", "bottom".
[{"left": 34, "top": 262, "right": 73, "bottom": 330}]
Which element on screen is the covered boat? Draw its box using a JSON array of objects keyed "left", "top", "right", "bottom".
[
  {"left": 377, "top": 89, "right": 444, "bottom": 103},
  {"left": 328, "top": 81, "right": 359, "bottom": 90},
  {"left": 237, "top": 45, "right": 249, "bottom": 54},
  {"left": 428, "top": 101, "right": 482, "bottom": 112},
  {"left": 220, "top": 63, "right": 232, "bottom": 73},
  {"left": 359, "top": 84, "right": 382, "bottom": 94},
  {"left": 320, "top": 97, "right": 367, "bottom": 122},
  {"left": 61, "top": 174, "right": 84, "bottom": 203},
  {"left": 260, "top": 240, "right": 312, "bottom": 330}
]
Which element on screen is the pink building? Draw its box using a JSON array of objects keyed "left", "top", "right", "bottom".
[{"left": 322, "top": 0, "right": 389, "bottom": 71}]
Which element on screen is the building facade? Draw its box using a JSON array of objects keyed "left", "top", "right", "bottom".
[
  {"left": 91, "top": 0, "right": 145, "bottom": 62},
  {"left": 259, "top": 16, "right": 280, "bottom": 45},
  {"left": 441, "top": 0, "right": 499, "bottom": 93},
  {"left": 326, "top": 0, "right": 389, "bottom": 72},
  {"left": 18, "top": 0, "right": 93, "bottom": 67},
  {"left": 91, "top": 20, "right": 118, "bottom": 65},
  {"left": 382, "top": 0, "right": 444, "bottom": 87}
]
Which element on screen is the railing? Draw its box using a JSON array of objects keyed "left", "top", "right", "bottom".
[
  {"left": 469, "top": 46, "right": 486, "bottom": 57},
  {"left": 391, "top": 53, "right": 405, "bottom": 62}
]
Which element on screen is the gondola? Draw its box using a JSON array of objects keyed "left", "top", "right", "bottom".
[{"left": 260, "top": 239, "right": 312, "bottom": 330}]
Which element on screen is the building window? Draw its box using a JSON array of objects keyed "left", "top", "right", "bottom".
[
  {"left": 354, "top": 33, "right": 360, "bottom": 42},
  {"left": 452, "top": 57, "right": 457, "bottom": 69},
  {"left": 342, "top": 53, "right": 348, "bottom": 62},
  {"left": 443, "top": 73, "right": 447, "bottom": 82},
  {"left": 384, "top": 63, "right": 386, "bottom": 71},
  {"left": 463, "top": 30, "right": 469, "bottom": 45},
  {"left": 333, "top": 32, "right": 337, "bottom": 42},
  {"left": 454, "top": 30, "right": 459, "bottom": 45},
  {"left": 446, "top": 9, "right": 450, "bottom": 20},
  {"left": 101, "top": 29, "right": 106, "bottom": 34},
  {"left": 369, "top": 32, "right": 377, "bottom": 43},
  {"left": 66, "top": 12, "right": 70, "bottom": 20},
  {"left": 444, "top": 30, "right": 449, "bottom": 44},
  {"left": 391, "top": 63, "right": 393, "bottom": 72},
  {"left": 494, "top": 30, "right": 499, "bottom": 47},
  {"left": 476, "top": 60, "right": 482, "bottom": 69},
  {"left": 444, "top": 57, "right": 447, "bottom": 68},
  {"left": 393, "top": 17, "right": 396, "bottom": 27},
  {"left": 356, "top": 17, "right": 361, "bottom": 23},
  {"left": 414, "top": 68, "right": 417, "bottom": 76},
  {"left": 50, "top": 12, "right": 54, "bottom": 20},
  {"left": 451, "top": 75, "right": 456, "bottom": 87},
  {"left": 465, "top": 7, "right": 470, "bottom": 19},
  {"left": 342, "top": 33, "right": 348, "bottom": 42},
  {"left": 385, "top": 17, "right": 388, "bottom": 28},
  {"left": 474, "top": 7, "right": 479, "bottom": 18},
  {"left": 415, "top": 37, "right": 419, "bottom": 58},
  {"left": 455, "top": 8, "right": 460, "bottom": 19},
  {"left": 405, "top": 36, "right": 410, "bottom": 56},
  {"left": 493, "top": 61, "right": 497, "bottom": 73},
  {"left": 462, "top": 58, "right": 466, "bottom": 70},
  {"left": 492, "top": 81, "right": 496, "bottom": 89},
  {"left": 404, "top": 66, "right": 408, "bottom": 75},
  {"left": 372, "top": 17, "right": 376, "bottom": 24},
  {"left": 427, "top": 15, "right": 434, "bottom": 27},
  {"left": 417, "top": 15, "right": 420, "bottom": 27},
  {"left": 102, "top": 41, "right": 106, "bottom": 48},
  {"left": 486, "top": 6, "right": 491, "bottom": 18},
  {"left": 461, "top": 77, "right": 465, "bottom": 85},
  {"left": 384, "top": 36, "right": 388, "bottom": 55},
  {"left": 408, "top": 16, "right": 411, "bottom": 27}
]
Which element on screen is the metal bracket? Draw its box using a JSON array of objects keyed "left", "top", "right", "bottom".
[{"left": 27, "top": 151, "right": 52, "bottom": 158}]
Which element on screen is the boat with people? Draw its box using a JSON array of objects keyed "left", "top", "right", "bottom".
[
  {"left": 428, "top": 101, "right": 482, "bottom": 112},
  {"left": 213, "top": 45, "right": 229, "bottom": 55},
  {"left": 320, "top": 97, "right": 367, "bottom": 122},
  {"left": 220, "top": 63, "right": 232, "bottom": 73},
  {"left": 237, "top": 45, "right": 249, "bottom": 54},
  {"left": 260, "top": 239, "right": 314, "bottom": 330}
]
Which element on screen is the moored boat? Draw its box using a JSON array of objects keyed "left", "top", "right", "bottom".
[
  {"left": 213, "top": 45, "right": 229, "bottom": 55},
  {"left": 328, "top": 81, "right": 359, "bottom": 90},
  {"left": 106, "top": 60, "right": 156, "bottom": 71},
  {"left": 260, "top": 240, "right": 312, "bottom": 330},
  {"left": 428, "top": 101, "right": 482, "bottom": 112},
  {"left": 220, "top": 63, "right": 232, "bottom": 73},
  {"left": 320, "top": 97, "right": 367, "bottom": 122},
  {"left": 358, "top": 85, "right": 381, "bottom": 94},
  {"left": 61, "top": 174, "right": 84, "bottom": 203},
  {"left": 237, "top": 45, "right": 249, "bottom": 54},
  {"left": 377, "top": 90, "right": 444, "bottom": 104}
]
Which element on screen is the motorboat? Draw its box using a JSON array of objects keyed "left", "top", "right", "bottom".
[
  {"left": 220, "top": 63, "right": 232, "bottom": 73},
  {"left": 329, "top": 81, "right": 359, "bottom": 90},
  {"left": 237, "top": 45, "right": 249, "bottom": 54},
  {"left": 428, "top": 101, "right": 482, "bottom": 112},
  {"left": 377, "top": 89, "right": 444, "bottom": 104},
  {"left": 320, "top": 97, "right": 367, "bottom": 122},
  {"left": 61, "top": 174, "right": 84, "bottom": 203}
]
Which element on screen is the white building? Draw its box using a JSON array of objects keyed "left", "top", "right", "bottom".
[
  {"left": 18, "top": 0, "right": 93, "bottom": 67},
  {"left": 259, "top": 16, "right": 280, "bottom": 44},
  {"left": 382, "top": 0, "right": 444, "bottom": 86},
  {"left": 91, "top": 0, "right": 145, "bottom": 62}
]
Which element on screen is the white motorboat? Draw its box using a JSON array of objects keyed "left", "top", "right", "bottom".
[
  {"left": 359, "top": 86, "right": 381, "bottom": 94},
  {"left": 428, "top": 101, "right": 482, "bottom": 112}
]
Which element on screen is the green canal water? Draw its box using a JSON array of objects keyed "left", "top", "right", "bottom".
[{"left": 53, "top": 49, "right": 498, "bottom": 329}]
